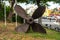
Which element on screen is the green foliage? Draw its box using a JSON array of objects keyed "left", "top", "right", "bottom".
[
  {"left": 17, "top": 0, "right": 60, "bottom": 4},
  {"left": 0, "top": 5, "right": 23, "bottom": 23},
  {"left": 16, "top": 0, "right": 60, "bottom": 6},
  {"left": 0, "top": 4, "right": 4, "bottom": 21},
  {"left": 27, "top": 28, "right": 60, "bottom": 40},
  {"left": 0, "top": 4, "right": 10, "bottom": 21},
  {"left": 6, "top": 6, "right": 10, "bottom": 17},
  {"left": 12, "top": 14, "right": 23, "bottom": 23},
  {"left": 0, "top": 11, "right": 4, "bottom": 20},
  {"left": 17, "top": 0, "right": 27, "bottom": 2},
  {"left": 17, "top": 15, "right": 23, "bottom": 23}
]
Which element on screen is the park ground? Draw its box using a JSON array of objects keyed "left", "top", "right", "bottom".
[{"left": 0, "top": 22, "right": 60, "bottom": 40}]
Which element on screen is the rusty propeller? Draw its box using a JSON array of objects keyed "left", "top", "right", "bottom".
[{"left": 14, "top": 5, "right": 46, "bottom": 33}]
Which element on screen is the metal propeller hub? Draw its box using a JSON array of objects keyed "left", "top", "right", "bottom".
[{"left": 27, "top": 18, "right": 34, "bottom": 24}]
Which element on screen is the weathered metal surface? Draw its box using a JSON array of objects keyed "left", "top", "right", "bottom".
[
  {"left": 14, "top": 5, "right": 29, "bottom": 20},
  {"left": 15, "top": 23, "right": 29, "bottom": 33},
  {"left": 8, "top": 0, "right": 46, "bottom": 33},
  {"left": 32, "top": 6, "right": 46, "bottom": 19},
  {"left": 14, "top": 5, "right": 46, "bottom": 33},
  {"left": 31, "top": 22, "right": 46, "bottom": 33}
]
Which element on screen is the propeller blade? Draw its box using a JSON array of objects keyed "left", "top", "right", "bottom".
[
  {"left": 31, "top": 22, "right": 46, "bottom": 33},
  {"left": 32, "top": 6, "right": 46, "bottom": 19},
  {"left": 15, "top": 23, "right": 29, "bottom": 33},
  {"left": 7, "top": 0, "right": 15, "bottom": 21},
  {"left": 8, "top": 10, "right": 13, "bottom": 19},
  {"left": 14, "top": 5, "right": 29, "bottom": 20}
]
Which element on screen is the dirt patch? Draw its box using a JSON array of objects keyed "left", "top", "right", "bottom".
[{"left": 0, "top": 22, "right": 55, "bottom": 40}]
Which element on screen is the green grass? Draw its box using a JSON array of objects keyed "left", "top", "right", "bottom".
[
  {"left": 0, "top": 24, "right": 60, "bottom": 40},
  {"left": 25, "top": 28, "right": 60, "bottom": 40},
  {"left": 9, "top": 27, "right": 60, "bottom": 40}
]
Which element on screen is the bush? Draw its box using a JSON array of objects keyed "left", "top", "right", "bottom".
[
  {"left": 0, "top": 5, "right": 23, "bottom": 23},
  {"left": 0, "top": 4, "right": 4, "bottom": 21},
  {"left": 12, "top": 14, "right": 23, "bottom": 23}
]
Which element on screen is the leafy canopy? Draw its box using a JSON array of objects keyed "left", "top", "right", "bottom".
[{"left": 17, "top": 0, "right": 60, "bottom": 3}]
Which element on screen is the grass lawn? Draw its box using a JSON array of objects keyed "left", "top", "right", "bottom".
[{"left": 0, "top": 22, "right": 60, "bottom": 40}]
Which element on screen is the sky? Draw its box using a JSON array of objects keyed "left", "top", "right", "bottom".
[
  {"left": 3, "top": 1, "right": 60, "bottom": 9},
  {"left": 47, "top": 2, "right": 60, "bottom": 9}
]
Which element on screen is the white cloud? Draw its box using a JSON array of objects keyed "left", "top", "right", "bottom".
[
  {"left": 3, "top": 1, "right": 10, "bottom": 6},
  {"left": 47, "top": 2, "right": 60, "bottom": 9}
]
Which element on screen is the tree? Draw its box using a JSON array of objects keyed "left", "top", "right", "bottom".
[
  {"left": 17, "top": 0, "right": 60, "bottom": 5},
  {"left": 0, "top": 0, "right": 3, "bottom": 11},
  {"left": 8, "top": 0, "right": 60, "bottom": 18},
  {"left": 0, "top": 0, "right": 4, "bottom": 21}
]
